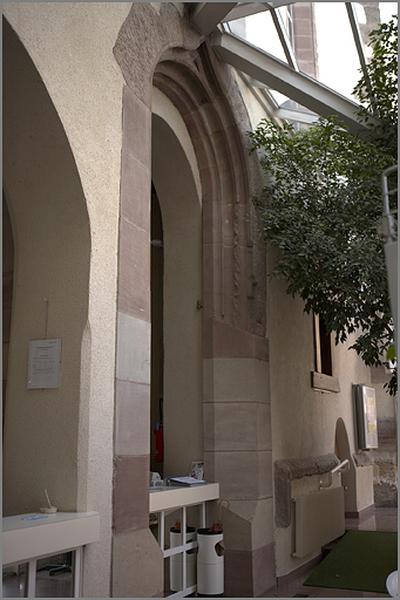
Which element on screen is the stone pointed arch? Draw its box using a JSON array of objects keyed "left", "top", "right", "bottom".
[
  {"left": 154, "top": 49, "right": 267, "bottom": 336},
  {"left": 112, "top": 5, "right": 272, "bottom": 595}
]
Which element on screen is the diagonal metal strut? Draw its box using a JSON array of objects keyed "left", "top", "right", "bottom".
[{"left": 212, "top": 31, "right": 372, "bottom": 135}]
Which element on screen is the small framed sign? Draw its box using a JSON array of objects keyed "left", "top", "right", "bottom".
[
  {"left": 27, "top": 339, "right": 62, "bottom": 389},
  {"left": 354, "top": 384, "right": 378, "bottom": 449}
]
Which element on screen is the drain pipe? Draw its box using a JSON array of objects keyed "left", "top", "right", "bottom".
[
  {"left": 382, "top": 165, "right": 397, "bottom": 242},
  {"left": 381, "top": 165, "right": 398, "bottom": 337},
  {"left": 381, "top": 165, "right": 398, "bottom": 425}
]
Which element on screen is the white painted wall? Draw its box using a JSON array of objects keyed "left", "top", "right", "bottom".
[{"left": 2, "top": 3, "right": 130, "bottom": 596}]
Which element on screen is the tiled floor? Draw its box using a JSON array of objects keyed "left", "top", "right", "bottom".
[
  {"left": 345, "top": 507, "right": 397, "bottom": 535},
  {"left": 274, "top": 507, "right": 397, "bottom": 598}
]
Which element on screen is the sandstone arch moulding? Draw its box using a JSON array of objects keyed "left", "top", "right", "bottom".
[{"left": 113, "top": 4, "right": 272, "bottom": 596}]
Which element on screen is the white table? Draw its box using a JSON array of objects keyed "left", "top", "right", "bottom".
[
  {"left": 149, "top": 483, "right": 219, "bottom": 598},
  {"left": 3, "top": 511, "right": 100, "bottom": 598}
]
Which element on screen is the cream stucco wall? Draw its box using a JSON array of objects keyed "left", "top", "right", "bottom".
[
  {"left": 2, "top": 3, "right": 130, "bottom": 596},
  {"left": 3, "top": 17, "right": 91, "bottom": 516},
  {"left": 267, "top": 253, "right": 374, "bottom": 576},
  {"left": 268, "top": 277, "right": 371, "bottom": 462},
  {"left": 234, "top": 72, "right": 281, "bottom": 131}
]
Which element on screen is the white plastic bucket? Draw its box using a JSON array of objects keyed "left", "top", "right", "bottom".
[
  {"left": 197, "top": 528, "right": 224, "bottom": 596},
  {"left": 386, "top": 570, "right": 398, "bottom": 598},
  {"left": 169, "top": 526, "right": 196, "bottom": 592}
]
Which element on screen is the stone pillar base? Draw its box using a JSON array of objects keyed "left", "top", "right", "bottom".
[
  {"left": 225, "top": 543, "right": 275, "bottom": 597},
  {"left": 221, "top": 500, "right": 275, "bottom": 597},
  {"left": 111, "top": 528, "right": 163, "bottom": 597}
]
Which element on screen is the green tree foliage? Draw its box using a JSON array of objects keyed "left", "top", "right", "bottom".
[
  {"left": 354, "top": 15, "right": 398, "bottom": 159},
  {"left": 250, "top": 16, "right": 397, "bottom": 393}
]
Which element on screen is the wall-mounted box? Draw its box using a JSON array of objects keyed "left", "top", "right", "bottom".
[{"left": 353, "top": 385, "right": 378, "bottom": 450}]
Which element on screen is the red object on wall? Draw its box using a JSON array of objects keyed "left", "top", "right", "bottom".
[{"left": 154, "top": 422, "right": 164, "bottom": 463}]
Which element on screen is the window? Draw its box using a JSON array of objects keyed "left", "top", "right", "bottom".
[
  {"left": 312, "top": 314, "right": 340, "bottom": 392},
  {"left": 314, "top": 314, "right": 332, "bottom": 376}
]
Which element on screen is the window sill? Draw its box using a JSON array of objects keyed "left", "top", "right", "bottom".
[{"left": 311, "top": 371, "right": 340, "bottom": 393}]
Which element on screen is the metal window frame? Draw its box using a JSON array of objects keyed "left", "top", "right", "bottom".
[
  {"left": 188, "top": 2, "right": 390, "bottom": 128},
  {"left": 221, "top": 3, "right": 267, "bottom": 23},
  {"left": 345, "top": 2, "right": 376, "bottom": 107},
  {"left": 212, "top": 31, "right": 372, "bottom": 134},
  {"left": 190, "top": 3, "right": 237, "bottom": 35},
  {"left": 267, "top": 3, "right": 299, "bottom": 70}
]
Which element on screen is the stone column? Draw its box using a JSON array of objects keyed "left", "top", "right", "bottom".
[
  {"left": 203, "top": 322, "right": 274, "bottom": 596},
  {"left": 112, "top": 84, "right": 163, "bottom": 597}
]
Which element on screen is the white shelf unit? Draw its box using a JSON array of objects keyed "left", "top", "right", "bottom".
[
  {"left": 149, "top": 483, "right": 220, "bottom": 598},
  {"left": 2, "top": 511, "right": 100, "bottom": 598}
]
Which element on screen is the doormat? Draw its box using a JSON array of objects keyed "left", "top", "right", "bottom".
[{"left": 304, "top": 530, "right": 397, "bottom": 594}]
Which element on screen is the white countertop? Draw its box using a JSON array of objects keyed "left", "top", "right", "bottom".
[
  {"left": 3, "top": 511, "right": 100, "bottom": 565},
  {"left": 3, "top": 511, "right": 99, "bottom": 531},
  {"left": 149, "top": 482, "right": 219, "bottom": 512}
]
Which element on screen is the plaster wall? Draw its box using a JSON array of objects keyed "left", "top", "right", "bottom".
[
  {"left": 3, "top": 201, "right": 14, "bottom": 400},
  {"left": 152, "top": 87, "right": 202, "bottom": 201},
  {"left": 151, "top": 90, "right": 203, "bottom": 476},
  {"left": 2, "top": 4, "right": 130, "bottom": 596},
  {"left": 3, "top": 19, "right": 90, "bottom": 514},
  {"left": 267, "top": 255, "right": 374, "bottom": 576},
  {"left": 268, "top": 277, "right": 371, "bottom": 461},
  {"left": 370, "top": 366, "right": 395, "bottom": 419},
  {"left": 234, "top": 73, "right": 280, "bottom": 131}
]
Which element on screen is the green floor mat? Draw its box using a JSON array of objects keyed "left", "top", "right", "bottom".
[{"left": 304, "top": 530, "right": 397, "bottom": 594}]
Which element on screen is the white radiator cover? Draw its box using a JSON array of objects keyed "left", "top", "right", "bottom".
[{"left": 293, "top": 486, "right": 345, "bottom": 558}]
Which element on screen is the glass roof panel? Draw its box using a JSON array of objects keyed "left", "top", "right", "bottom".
[
  {"left": 269, "top": 89, "right": 291, "bottom": 106},
  {"left": 311, "top": 2, "right": 361, "bottom": 101},
  {"left": 227, "top": 9, "right": 289, "bottom": 65},
  {"left": 277, "top": 5, "right": 295, "bottom": 48},
  {"left": 353, "top": 2, "right": 398, "bottom": 61},
  {"left": 223, "top": 1, "right": 397, "bottom": 116}
]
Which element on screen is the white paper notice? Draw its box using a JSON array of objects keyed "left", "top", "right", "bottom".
[{"left": 27, "top": 339, "right": 62, "bottom": 389}]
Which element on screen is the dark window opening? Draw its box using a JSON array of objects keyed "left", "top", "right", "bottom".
[
  {"left": 314, "top": 314, "right": 333, "bottom": 376},
  {"left": 150, "top": 184, "right": 164, "bottom": 475}
]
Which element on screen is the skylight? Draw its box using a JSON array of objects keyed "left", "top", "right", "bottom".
[{"left": 224, "top": 1, "right": 398, "bottom": 109}]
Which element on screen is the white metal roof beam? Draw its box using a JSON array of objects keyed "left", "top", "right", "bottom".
[
  {"left": 190, "top": 3, "right": 237, "bottom": 35},
  {"left": 212, "top": 31, "right": 369, "bottom": 135},
  {"left": 221, "top": 3, "right": 267, "bottom": 23},
  {"left": 277, "top": 107, "right": 319, "bottom": 125},
  {"left": 268, "top": 1, "right": 296, "bottom": 7}
]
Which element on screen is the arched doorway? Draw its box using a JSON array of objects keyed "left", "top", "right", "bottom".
[{"left": 151, "top": 89, "right": 203, "bottom": 478}]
